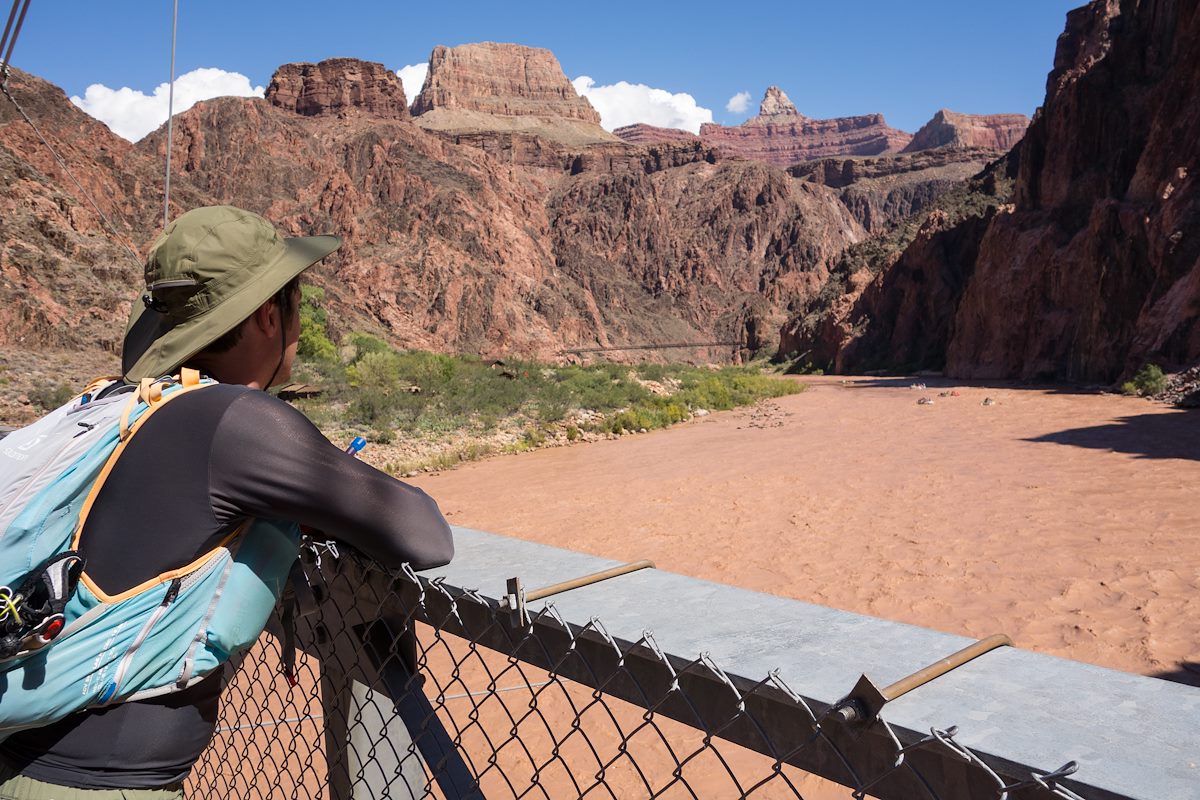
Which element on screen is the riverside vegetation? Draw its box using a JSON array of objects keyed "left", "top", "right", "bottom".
[{"left": 290, "top": 287, "right": 804, "bottom": 475}]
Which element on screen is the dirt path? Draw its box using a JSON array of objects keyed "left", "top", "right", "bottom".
[{"left": 410, "top": 375, "right": 1200, "bottom": 683}]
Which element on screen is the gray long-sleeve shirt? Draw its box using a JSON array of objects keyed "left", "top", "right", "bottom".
[{"left": 0, "top": 383, "right": 453, "bottom": 788}]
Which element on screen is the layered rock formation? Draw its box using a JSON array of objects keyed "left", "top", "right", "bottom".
[
  {"left": 0, "top": 68, "right": 208, "bottom": 354},
  {"left": 902, "top": 109, "right": 1029, "bottom": 153},
  {"left": 412, "top": 42, "right": 600, "bottom": 122},
  {"left": 790, "top": 147, "right": 1002, "bottom": 231},
  {"left": 786, "top": 0, "right": 1200, "bottom": 383},
  {"left": 265, "top": 58, "right": 408, "bottom": 119},
  {"left": 146, "top": 90, "right": 861, "bottom": 357},
  {"left": 411, "top": 43, "right": 615, "bottom": 148},
  {"left": 612, "top": 123, "right": 699, "bottom": 145},
  {"left": 699, "top": 86, "right": 913, "bottom": 167},
  {"left": 1, "top": 55, "right": 863, "bottom": 367},
  {"left": 549, "top": 160, "right": 865, "bottom": 352}
]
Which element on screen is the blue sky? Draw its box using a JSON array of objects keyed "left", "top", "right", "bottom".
[{"left": 11, "top": 0, "right": 1081, "bottom": 139}]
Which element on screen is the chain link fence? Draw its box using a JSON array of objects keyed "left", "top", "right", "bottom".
[{"left": 187, "top": 540, "right": 1093, "bottom": 800}]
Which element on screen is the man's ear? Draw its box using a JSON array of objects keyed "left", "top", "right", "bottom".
[{"left": 251, "top": 299, "right": 278, "bottom": 336}]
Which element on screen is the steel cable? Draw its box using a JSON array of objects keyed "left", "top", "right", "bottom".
[
  {"left": 1, "top": 80, "right": 145, "bottom": 268},
  {"left": 0, "top": 0, "right": 31, "bottom": 84},
  {"left": 163, "top": 0, "right": 178, "bottom": 229}
]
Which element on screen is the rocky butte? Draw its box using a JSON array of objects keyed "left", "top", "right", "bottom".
[
  {"left": 411, "top": 42, "right": 616, "bottom": 147},
  {"left": 782, "top": 0, "right": 1200, "bottom": 383},
  {"left": 902, "top": 109, "right": 1029, "bottom": 153},
  {"left": 698, "top": 86, "right": 913, "bottom": 167},
  {"left": 265, "top": 58, "right": 409, "bottom": 119}
]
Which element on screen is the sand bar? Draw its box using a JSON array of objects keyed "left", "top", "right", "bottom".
[{"left": 410, "top": 376, "right": 1200, "bottom": 683}]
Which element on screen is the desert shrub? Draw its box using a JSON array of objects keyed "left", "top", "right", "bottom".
[
  {"left": 296, "top": 331, "right": 803, "bottom": 449},
  {"left": 1121, "top": 364, "right": 1168, "bottom": 397},
  {"left": 523, "top": 426, "right": 547, "bottom": 447},
  {"left": 392, "top": 350, "right": 458, "bottom": 389},
  {"left": 348, "top": 332, "right": 392, "bottom": 364},
  {"left": 636, "top": 363, "right": 670, "bottom": 382},
  {"left": 346, "top": 350, "right": 403, "bottom": 424},
  {"left": 557, "top": 366, "right": 650, "bottom": 411},
  {"left": 533, "top": 381, "right": 572, "bottom": 422},
  {"left": 679, "top": 375, "right": 734, "bottom": 410},
  {"left": 297, "top": 286, "right": 337, "bottom": 363},
  {"left": 29, "top": 383, "right": 75, "bottom": 411}
]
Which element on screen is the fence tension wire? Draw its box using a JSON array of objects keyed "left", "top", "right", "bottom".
[
  {"left": 503, "top": 559, "right": 656, "bottom": 626},
  {"left": 833, "top": 633, "right": 1014, "bottom": 725}
]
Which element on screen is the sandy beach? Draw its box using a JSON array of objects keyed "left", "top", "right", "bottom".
[{"left": 410, "top": 375, "right": 1200, "bottom": 684}]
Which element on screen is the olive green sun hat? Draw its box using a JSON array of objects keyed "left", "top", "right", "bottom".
[{"left": 122, "top": 205, "right": 340, "bottom": 382}]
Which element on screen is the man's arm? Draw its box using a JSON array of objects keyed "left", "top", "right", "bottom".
[{"left": 208, "top": 390, "right": 454, "bottom": 569}]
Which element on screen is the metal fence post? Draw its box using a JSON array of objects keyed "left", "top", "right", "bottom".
[
  {"left": 358, "top": 620, "right": 483, "bottom": 799},
  {"left": 319, "top": 654, "right": 355, "bottom": 800}
]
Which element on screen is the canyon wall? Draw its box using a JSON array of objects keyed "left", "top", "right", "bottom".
[
  {"left": 789, "top": 147, "right": 1002, "bottom": 232},
  {"left": 1, "top": 55, "right": 865, "bottom": 365},
  {"left": 786, "top": 0, "right": 1200, "bottom": 382},
  {"left": 698, "top": 86, "right": 913, "bottom": 167}
]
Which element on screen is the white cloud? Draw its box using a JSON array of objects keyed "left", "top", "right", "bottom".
[
  {"left": 71, "top": 68, "right": 265, "bottom": 142},
  {"left": 725, "top": 91, "right": 752, "bottom": 114},
  {"left": 396, "top": 63, "right": 429, "bottom": 107},
  {"left": 571, "top": 76, "right": 712, "bottom": 134}
]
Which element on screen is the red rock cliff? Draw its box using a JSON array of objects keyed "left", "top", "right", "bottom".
[
  {"left": 612, "top": 123, "right": 699, "bottom": 145},
  {"left": 411, "top": 42, "right": 600, "bottom": 124},
  {"left": 947, "top": 0, "right": 1200, "bottom": 380},
  {"left": 699, "top": 86, "right": 912, "bottom": 167},
  {"left": 788, "top": 0, "right": 1200, "bottom": 383},
  {"left": 901, "top": 109, "right": 1029, "bottom": 153},
  {"left": 266, "top": 58, "right": 409, "bottom": 119}
]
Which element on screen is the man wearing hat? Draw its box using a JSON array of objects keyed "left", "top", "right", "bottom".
[{"left": 0, "top": 206, "right": 454, "bottom": 797}]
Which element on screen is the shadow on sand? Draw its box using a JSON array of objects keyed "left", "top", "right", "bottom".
[
  {"left": 1024, "top": 410, "right": 1200, "bottom": 462},
  {"left": 1153, "top": 662, "right": 1200, "bottom": 688}
]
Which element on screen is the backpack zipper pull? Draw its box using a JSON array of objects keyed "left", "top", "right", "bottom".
[{"left": 97, "top": 578, "right": 184, "bottom": 704}]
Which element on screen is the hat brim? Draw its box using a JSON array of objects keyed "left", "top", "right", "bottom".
[{"left": 122, "top": 234, "right": 341, "bottom": 381}]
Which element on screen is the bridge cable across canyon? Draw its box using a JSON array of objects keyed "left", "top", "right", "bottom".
[{"left": 0, "top": 0, "right": 144, "bottom": 269}]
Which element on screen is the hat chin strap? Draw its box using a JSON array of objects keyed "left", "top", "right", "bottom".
[{"left": 264, "top": 321, "right": 286, "bottom": 390}]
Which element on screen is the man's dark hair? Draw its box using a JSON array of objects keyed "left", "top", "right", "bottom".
[{"left": 201, "top": 275, "right": 302, "bottom": 356}]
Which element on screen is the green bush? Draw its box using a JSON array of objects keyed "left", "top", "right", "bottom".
[
  {"left": 1121, "top": 364, "right": 1168, "bottom": 397},
  {"left": 295, "top": 332, "right": 804, "bottom": 444},
  {"left": 347, "top": 332, "right": 393, "bottom": 364},
  {"left": 29, "top": 383, "right": 76, "bottom": 411},
  {"left": 346, "top": 350, "right": 403, "bottom": 424},
  {"left": 297, "top": 286, "right": 337, "bottom": 363}
]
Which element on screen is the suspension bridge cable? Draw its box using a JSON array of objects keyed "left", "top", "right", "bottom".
[
  {"left": 0, "top": 0, "right": 142, "bottom": 268},
  {"left": 163, "top": 0, "right": 178, "bottom": 229},
  {"left": 0, "top": 82, "right": 144, "bottom": 269},
  {"left": 560, "top": 341, "right": 745, "bottom": 354},
  {"left": 0, "top": 0, "right": 31, "bottom": 84}
]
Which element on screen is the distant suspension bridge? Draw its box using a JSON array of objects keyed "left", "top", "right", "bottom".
[{"left": 558, "top": 340, "right": 746, "bottom": 355}]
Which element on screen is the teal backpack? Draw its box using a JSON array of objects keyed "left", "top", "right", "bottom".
[{"left": 0, "top": 370, "right": 301, "bottom": 741}]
